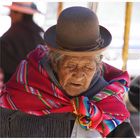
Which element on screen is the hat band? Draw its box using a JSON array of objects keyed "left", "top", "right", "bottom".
[
  {"left": 56, "top": 36, "right": 104, "bottom": 51},
  {"left": 48, "top": 45, "right": 106, "bottom": 56},
  {"left": 13, "top": 3, "right": 37, "bottom": 11}
]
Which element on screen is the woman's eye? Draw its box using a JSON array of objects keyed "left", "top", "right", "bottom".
[
  {"left": 84, "top": 66, "right": 94, "bottom": 71},
  {"left": 68, "top": 65, "right": 76, "bottom": 69},
  {"left": 65, "top": 64, "right": 76, "bottom": 70}
]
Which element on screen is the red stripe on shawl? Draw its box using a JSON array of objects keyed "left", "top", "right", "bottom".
[
  {"left": 96, "top": 95, "right": 130, "bottom": 120},
  {"left": 102, "top": 62, "right": 130, "bottom": 86},
  {"left": 0, "top": 45, "right": 130, "bottom": 137}
]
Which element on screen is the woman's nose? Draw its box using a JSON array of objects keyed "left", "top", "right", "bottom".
[{"left": 72, "top": 67, "right": 85, "bottom": 80}]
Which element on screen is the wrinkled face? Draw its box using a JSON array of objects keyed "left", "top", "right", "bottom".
[{"left": 57, "top": 55, "right": 97, "bottom": 96}]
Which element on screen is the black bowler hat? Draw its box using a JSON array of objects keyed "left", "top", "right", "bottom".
[{"left": 44, "top": 6, "right": 112, "bottom": 56}]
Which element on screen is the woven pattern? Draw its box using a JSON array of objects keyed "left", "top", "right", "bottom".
[{"left": 0, "top": 45, "right": 130, "bottom": 137}]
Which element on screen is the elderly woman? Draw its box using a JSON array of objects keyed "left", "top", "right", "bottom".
[{"left": 0, "top": 7, "right": 136, "bottom": 138}]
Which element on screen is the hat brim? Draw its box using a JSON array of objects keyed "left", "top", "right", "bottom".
[
  {"left": 5, "top": 5, "right": 41, "bottom": 15},
  {"left": 44, "top": 25, "right": 112, "bottom": 56}
]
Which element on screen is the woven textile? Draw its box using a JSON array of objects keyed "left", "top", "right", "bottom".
[{"left": 0, "top": 45, "right": 130, "bottom": 137}]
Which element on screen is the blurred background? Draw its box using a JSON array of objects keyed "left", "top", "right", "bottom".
[
  {"left": 0, "top": 1, "right": 139, "bottom": 137},
  {"left": 0, "top": 1, "right": 139, "bottom": 78}
]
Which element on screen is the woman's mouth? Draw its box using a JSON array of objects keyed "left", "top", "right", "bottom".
[{"left": 70, "top": 82, "right": 82, "bottom": 87}]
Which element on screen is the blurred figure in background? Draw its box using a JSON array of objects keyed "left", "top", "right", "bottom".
[
  {"left": 128, "top": 76, "right": 140, "bottom": 111},
  {"left": 0, "top": 2, "right": 45, "bottom": 82}
]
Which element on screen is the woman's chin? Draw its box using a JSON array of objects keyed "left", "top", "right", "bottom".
[{"left": 64, "top": 86, "right": 87, "bottom": 97}]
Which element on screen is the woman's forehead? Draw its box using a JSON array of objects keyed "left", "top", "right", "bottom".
[{"left": 62, "top": 55, "right": 96, "bottom": 63}]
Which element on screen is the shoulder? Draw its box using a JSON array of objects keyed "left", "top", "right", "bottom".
[
  {"left": 0, "top": 23, "right": 23, "bottom": 42},
  {"left": 32, "top": 22, "right": 44, "bottom": 32}
]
